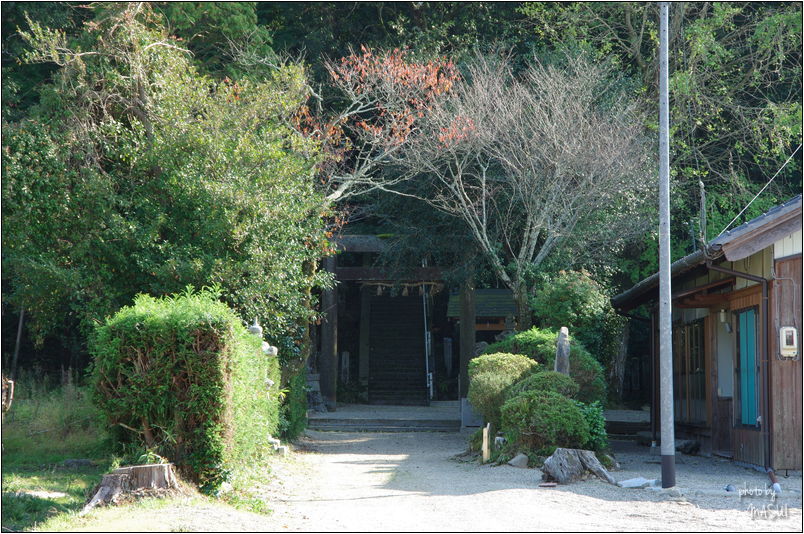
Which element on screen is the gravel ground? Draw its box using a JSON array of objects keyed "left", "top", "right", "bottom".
[{"left": 256, "top": 430, "right": 803, "bottom": 532}]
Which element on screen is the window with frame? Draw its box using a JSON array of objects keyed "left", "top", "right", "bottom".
[{"left": 672, "top": 319, "right": 707, "bottom": 424}]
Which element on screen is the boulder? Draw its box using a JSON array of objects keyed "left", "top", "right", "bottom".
[
  {"left": 474, "top": 341, "right": 489, "bottom": 357},
  {"left": 507, "top": 453, "right": 529, "bottom": 468},
  {"left": 675, "top": 439, "right": 700, "bottom": 455}
]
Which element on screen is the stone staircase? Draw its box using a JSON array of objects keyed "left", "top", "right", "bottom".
[
  {"left": 307, "top": 401, "right": 461, "bottom": 432},
  {"left": 367, "top": 294, "right": 429, "bottom": 406}
]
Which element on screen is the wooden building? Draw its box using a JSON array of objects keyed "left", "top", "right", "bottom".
[
  {"left": 612, "top": 195, "right": 802, "bottom": 470},
  {"left": 446, "top": 289, "right": 517, "bottom": 341}
]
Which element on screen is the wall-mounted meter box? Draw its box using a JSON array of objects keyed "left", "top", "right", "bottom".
[{"left": 779, "top": 327, "right": 799, "bottom": 359}]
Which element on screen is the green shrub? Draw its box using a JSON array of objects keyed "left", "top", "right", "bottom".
[
  {"left": 468, "top": 351, "right": 539, "bottom": 378},
  {"left": 90, "top": 287, "right": 281, "bottom": 493},
  {"left": 467, "top": 353, "right": 538, "bottom": 428},
  {"left": 530, "top": 270, "right": 626, "bottom": 382},
  {"left": 280, "top": 369, "right": 308, "bottom": 441},
  {"left": 500, "top": 390, "right": 590, "bottom": 455},
  {"left": 575, "top": 400, "right": 609, "bottom": 452},
  {"left": 506, "top": 371, "right": 579, "bottom": 401},
  {"left": 485, "top": 328, "right": 606, "bottom": 404}
]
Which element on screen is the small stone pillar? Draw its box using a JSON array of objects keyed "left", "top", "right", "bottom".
[{"left": 555, "top": 326, "right": 570, "bottom": 376}]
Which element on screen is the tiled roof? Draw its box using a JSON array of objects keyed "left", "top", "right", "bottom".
[{"left": 447, "top": 288, "right": 517, "bottom": 318}]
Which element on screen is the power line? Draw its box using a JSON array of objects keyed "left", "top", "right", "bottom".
[{"left": 716, "top": 143, "right": 802, "bottom": 237}]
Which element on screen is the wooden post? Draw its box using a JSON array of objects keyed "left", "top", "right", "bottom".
[
  {"left": 10, "top": 309, "right": 24, "bottom": 381},
  {"left": 358, "top": 285, "right": 371, "bottom": 387},
  {"left": 459, "top": 277, "right": 476, "bottom": 398},
  {"left": 320, "top": 257, "right": 338, "bottom": 411},
  {"left": 482, "top": 423, "right": 491, "bottom": 463}
]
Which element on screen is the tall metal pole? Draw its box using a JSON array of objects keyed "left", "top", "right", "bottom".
[{"left": 658, "top": 1, "right": 676, "bottom": 488}]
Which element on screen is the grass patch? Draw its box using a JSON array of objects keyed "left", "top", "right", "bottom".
[
  {"left": 2, "top": 463, "right": 111, "bottom": 531},
  {"left": 2, "top": 372, "right": 280, "bottom": 530},
  {"left": 3, "top": 373, "right": 110, "bottom": 465},
  {"left": 2, "top": 374, "right": 111, "bottom": 531},
  {"left": 31, "top": 492, "right": 183, "bottom": 532}
]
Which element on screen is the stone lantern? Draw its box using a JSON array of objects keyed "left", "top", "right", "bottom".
[{"left": 248, "top": 318, "right": 278, "bottom": 357}]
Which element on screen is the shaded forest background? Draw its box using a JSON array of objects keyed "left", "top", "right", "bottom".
[{"left": 2, "top": 2, "right": 801, "bottom": 386}]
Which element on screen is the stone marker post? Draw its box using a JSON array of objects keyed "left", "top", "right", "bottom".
[
  {"left": 554, "top": 326, "right": 570, "bottom": 376},
  {"left": 482, "top": 422, "right": 491, "bottom": 463}
]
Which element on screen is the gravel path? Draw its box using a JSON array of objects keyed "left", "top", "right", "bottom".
[{"left": 258, "top": 430, "right": 803, "bottom": 532}]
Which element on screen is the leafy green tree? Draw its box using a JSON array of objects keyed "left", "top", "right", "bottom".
[
  {"left": 259, "top": 2, "right": 528, "bottom": 81},
  {"left": 530, "top": 270, "right": 627, "bottom": 399},
  {"left": 520, "top": 2, "right": 802, "bottom": 259},
  {"left": 1, "top": 2, "right": 89, "bottom": 119},
  {"left": 2, "top": 4, "right": 330, "bottom": 374},
  {"left": 157, "top": 2, "right": 277, "bottom": 79}
]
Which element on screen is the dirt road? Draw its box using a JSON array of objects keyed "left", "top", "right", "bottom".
[
  {"left": 50, "top": 430, "right": 802, "bottom": 531},
  {"left": 259, "top": 430, "right": 802, "bottom": 532}
]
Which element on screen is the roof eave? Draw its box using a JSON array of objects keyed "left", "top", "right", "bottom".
[{"left": 611, "top": 246, "right": 723, "bottom": 312}]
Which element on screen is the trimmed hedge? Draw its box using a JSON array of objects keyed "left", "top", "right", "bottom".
[
  {"left": 506, "top": 370, "right": 579, "bottom": 401},
  {"left": 485, "top": 328, "right": 606, "bottom": 404},
  {"left": 90, "top": 288, "right": 281, "bottom": 492},
  {"left": 500, "top": 390, "right": 590, "bottom": 455},
  {"left": 467, "top": 353, "right": 538, "bottom": 428},
  {"left": 280, "top": 368, "right": 308, "bottom": 440}
]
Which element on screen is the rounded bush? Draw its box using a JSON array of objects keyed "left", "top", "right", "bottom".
[
  {"left": 468, "top": 352, "right": 538, "bottom": 379},
  {"left": 500, "top": 390, "right": 590, "bottom": 455},
  {"left": 485, "top": 328, "right": 606, "bottom": 404},
  {"left": 506, "top": 370, "right": 579, "bottom": 401},
  {"left": 467, "top": 352, "right": 538, "bottom": 428}
]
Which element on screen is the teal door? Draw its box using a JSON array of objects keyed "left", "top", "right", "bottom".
[{"left": 738, "top": 309, "right": 757, "bottom": 426}]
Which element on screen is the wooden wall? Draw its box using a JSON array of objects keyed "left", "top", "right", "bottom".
[
  {"left": 733, "top": 426, "right": 765, "bottom": 466},
  {"left": 770, "top": 255, "right": 803, "bottom": 470}
]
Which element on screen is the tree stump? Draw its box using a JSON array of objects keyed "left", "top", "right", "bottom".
[
  {"left": 82, "top": 463, "right": 177, "bottom": 514},
  {"left": 554, "top": 327, "right": 570, "bottom": 376},
  {"left": 542, "top": 448, "right": 617, "bottom": 485}
]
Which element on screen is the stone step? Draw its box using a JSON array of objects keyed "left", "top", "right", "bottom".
[
  {"left": 307, "top": 418, "right": 461, "bottom": 433},
  {"left": 605, "top": 420, "right": 651, "bottom": 440}
]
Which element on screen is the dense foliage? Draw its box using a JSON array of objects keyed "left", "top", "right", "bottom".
[
  {"left": 506, "top": 371, "right": 579, "bottom": 401},
  {"left": 467, "top": 352, "right": 538, "bottom": 429},
  {"left": 500, "top": 390, "right": 590, "bottom": 456},
  {"left": 575, "top": 400, "right": 609, "bottom": 453},
  {"left": 2, "top": 1, "right": 800, "bottom": 412},
  {"left": 531, "top": 270, "right": 626, "bottom": 397},
  {"left": 90, "top": 288, "right": 281, "bottom": 492},
  {"left": 2, "top": 5, "right": 330, "bottom": 391},
  {"left": 485, "top": 328, "right": 606, "bottom": 404},
  {"left": 467, "top": 351, "right": 538, "bottom": 379}
]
